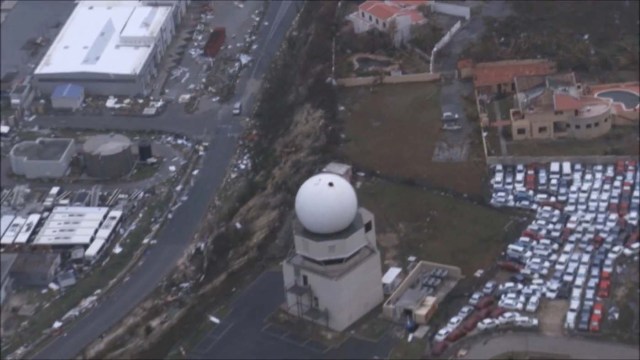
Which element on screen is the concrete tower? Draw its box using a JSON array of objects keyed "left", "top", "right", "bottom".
[{"left": 282, "top": 173, "right": 384, "bottom": 331}]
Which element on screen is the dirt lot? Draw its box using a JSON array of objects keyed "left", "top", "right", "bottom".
[
  {"left": 538, "top": 299, "right": 569, "bottom": 337},
  {"left": 339, "top": 83, "right": 487, "bottom": 196},
  {"left": 506, "top": 125, "right": 640, "bottom": 157},
  {"left": 356, "top": 179, "right": 518, "bottom": 275}
]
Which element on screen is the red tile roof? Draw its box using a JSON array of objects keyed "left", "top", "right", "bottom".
[
  {"left": 359, "top": 1, "right": 398, "bottom": 20},
  {"left": 553, "top": 93, "right": 581, "bottom": 111},
  {"left": 473, "top": 60, "right": 557, "bottom": 88}
]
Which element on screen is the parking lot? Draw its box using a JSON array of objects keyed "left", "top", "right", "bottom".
[{"left": 429, "top": 159, "right": 640, "bottom": 356}]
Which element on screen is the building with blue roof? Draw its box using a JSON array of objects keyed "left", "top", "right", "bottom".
[{"left": 51, "top": 83, "right": 85, "bottom": 110}]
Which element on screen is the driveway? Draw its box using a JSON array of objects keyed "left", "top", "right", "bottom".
[
  {"left": 29, "top": 1, "right": 299, "bottom": 359},
  {"left": 459, "top": 333, "right": 640, "bottom": 359},
  {"left": 191, "top": 271, "right": 396, "bottom": 360},
  {"left": 431, "top": 1, "right": 512, "bottom": 163}
]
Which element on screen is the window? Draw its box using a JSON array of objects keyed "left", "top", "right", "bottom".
[
  {"left": 586, "top": 124, "right": 592, "bottom": 129},
  {"left": 313, "top": 296, "right": 319, "bottom": 308},
  {"left": 575, "top": 124, "right": 581, "bottom": 129},
  {"left": 302, "top": 275, "right": 308, "bottom": 286},
  {"left": 365, "top": 221, "right": 373, "bottom": 233},
  {"left": 594, "top": 122, "right": 599, "bottom": 127},
  {"left": 383, "top": 22, "right": 386, "bottom": 28},
  {"left": 369, "top": 15, "right": 372, "bottom": 21},
  {"left": 604, "top": 117, "right": 609, "bottom": 123},
  {"left": 375, "top": 18, "right": 379, "bottom": 25},
  {"left": 361, "top": 11, "right": 365, "bottom": 18},
  {"left": 517, "top": 128, "right": 526, "bottom": 135},
  {"left": 539, "top": 126, "right": 548, "bottom": 134}
]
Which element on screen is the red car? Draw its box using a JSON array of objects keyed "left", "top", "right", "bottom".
[
  {"left": 446, "top": 327, "right": 468, "bottom": 342},
  {"left": 598, "top": 280, "right": 611, "bottom": 298},
  {"left": 431, "top": 341, "right": 449, "bottom": 356},
  {"left": 601, "top": 271, "right": 611, "bottom": 280},
  {"left": 476, "top": 296, "right": 496, "bottom": 310},
  {"left": 593, "top": 302, "right": 605, "bottom": 317},
  {"left": 497, "top": 261, "right": 523, "bottom": 273},
  {"left": 589, "top": 318, "right": 601, "bottom": 332},
  {"left": 490, "top": 306, "right": 507, "bottom": 318},
  {"left": 462, "top": 313, "right": 483, "bottom": 332}
]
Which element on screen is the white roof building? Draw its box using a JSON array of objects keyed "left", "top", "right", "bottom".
[
  {"left": 1, "top": 216, "right": 25, "bottom": 245},
  {"left": 13, "top": 214, "right": 42, "bottom": 244},
  {"left": 32, "top": 206, "right": 111, "bottom": 246},
  {"left": 35, "top": 1, "right": 172, "bottom": 76}
]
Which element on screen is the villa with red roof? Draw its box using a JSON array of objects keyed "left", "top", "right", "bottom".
[{"left": 348, "top": 0, "right": 429, "bottom": 46}]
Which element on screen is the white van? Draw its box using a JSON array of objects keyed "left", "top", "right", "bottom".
[
  {"left": 562, "top": 161, "right": 572, "bottom": 180},
  {"left": 507, "top": 244, "right": 526, "bottom": 258},
  {"left": 550, "top": 162, "right": 561, "bottom": 179}
]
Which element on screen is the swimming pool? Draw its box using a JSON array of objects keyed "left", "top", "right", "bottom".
[{"left": 596, "top": 90, "right": 639, "bottom": 111}]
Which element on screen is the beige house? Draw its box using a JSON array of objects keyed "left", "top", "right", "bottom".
[
  {"left": 510, "top": 74, "right": 613, "bottom": 140},
  {"left": 348, "top": 0, "right": 428, "bottom": 46}
]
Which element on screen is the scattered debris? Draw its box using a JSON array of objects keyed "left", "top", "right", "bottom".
[{"left": 113, "top": 244, "right": 123, "bottom": 254}]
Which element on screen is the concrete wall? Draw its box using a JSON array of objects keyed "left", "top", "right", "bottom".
[
  {"left": 284, "top": 249, "right": 384, "bottom": 332},
  {"left": 486, "top": 155, "right": 639, "bottom": 166},
  {"left": 431, "top": 2, "right": 471, "bottom": 20},
  {"left": 336, "top": 72, "right": 440, "bottom": 87},
  {"left": 10, "top": 139, "right": 76, "bottom": 179}
]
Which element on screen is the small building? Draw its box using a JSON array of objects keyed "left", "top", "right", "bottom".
[
  {"left": 382, "top": 266, "right": 403, "bottom": 295},
  {"left": 348, "top": 0, "right": 428, "bottom": 46},
  {"left": 10, "top": 81, "right": 35, "bottom": 110},
  {"left": 383, "top": 260, "right": 462, "bottom": 325},
  {"left": 322, "top": 162, "right": 353, "bottom": 182},
  {"left": 472, "top": 59, "right": 557, "bottom": 95},
  {"left": 9, "top": 252, "right": 61, "bottom": 287},
  {"left": 9, "top": 138, "right": 76, "bottom": 179},
  {"left": 50, "top": 83, "right": 85, "bottom": 110},
  {"left": 1, "top": 253, "right": 18, "bottom": 305},
  {"left": 82, "top": 134, "right": 135, "bottom": 179},
  {"left": 56, "top": 270, "right": 77, "bottom": 288}
]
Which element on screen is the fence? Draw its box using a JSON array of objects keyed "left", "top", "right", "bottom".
[
  {"left": 336, "top": 72, "right": 440, "bottom": 87},
  {"left": 486, "top": 155, "right": 639, "bottom": 166},
  {"left": 430, "top": 20, "right": 462, "bottom": 73},
  {"left": 431, "top": 1, "right": 471, "bottom": 20}
]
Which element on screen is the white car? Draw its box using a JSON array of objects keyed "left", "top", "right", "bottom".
[
  {"left": 477, "top": 318, "right": 498, "bottom": 331},
  {"left": 626, "top": 211, "right": 639, "bottom": 226},
  {"left": 623, "top": 242, "right": 640, "bottom": 257},
  {"left": 498, "top": 312, "right": 519, "bottom": 325},
  {"left": 434, "top": 327, "right": 452, "bottom": 342},
  {"left": 469, "top": 291, "right": 483, "bottom": 305},
  {"left": 232, "top": 101, "right": 242, "bottom": 115},
  {"left": 525, "top": 296, "right": 540, "bottom": 313},
  {"left": 447, "top": 316, "right": 463, "bottom": 329},
  {"left": 458, "top": 305, "right": 474, "bottom": 319},
  {"left": 608, "top": 245, "right": 624, "bottom": 260},
  {"left": 515, "top": 316, "right": 538, "bottom": 328}
]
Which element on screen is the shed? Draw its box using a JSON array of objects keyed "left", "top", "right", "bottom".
[
  {"left": 51, "top": 84, "right": 84, "bottom": 110},
  {"left": 10, "top": 252, "right": 61, "bottom": 287},
  {"left": 382, "top": 266, "right": 403, "bottom": 295}
]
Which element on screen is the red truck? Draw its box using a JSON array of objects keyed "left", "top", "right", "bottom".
[{"left": 203, "top": 27, "right": 226, "bottom": 57}]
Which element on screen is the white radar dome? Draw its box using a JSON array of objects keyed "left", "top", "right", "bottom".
[{"left": 295, "top": 173, "right": 358, "bottom": 234}]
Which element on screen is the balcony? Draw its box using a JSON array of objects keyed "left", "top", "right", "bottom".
[
  {"left": 286, "top": 283, "right": 311, "bottom": 296},
  {"left": 304, "top": 307, "right": 329, "bottom": 322}
]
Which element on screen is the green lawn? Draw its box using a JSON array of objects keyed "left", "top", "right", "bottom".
[{"left": 358, "top": 180, "right": 518, "bottom": 275}]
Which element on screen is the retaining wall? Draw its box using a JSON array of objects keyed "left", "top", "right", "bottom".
[
  {"left": 431, "top": 2, "right": 471, "bottom": 20},
  {"left": 336, "top": 72, "right": 440, "bottom": 87}
]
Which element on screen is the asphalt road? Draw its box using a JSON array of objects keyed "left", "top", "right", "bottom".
[
  {"left": 191, "top": 271, "right": 395, "bottom": 360},
  {"left": 30, "top": 1, "right": 299, "bottom": 359},
  {"left": 461, "top": 332, "right": 640, "bottom": 359}
]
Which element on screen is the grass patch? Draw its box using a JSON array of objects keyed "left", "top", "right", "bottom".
[
  {"left": 128, "top": 163, "right": 162, "bottom": 181},
  {"left": 506, "top": 125, "right": 640, "bottom": 156},
  {"left": 340, "top": 83, "right": 487, "bottom": 196},
  {"left": 358, "top": 179, "right": 516, "bottom": 275}
]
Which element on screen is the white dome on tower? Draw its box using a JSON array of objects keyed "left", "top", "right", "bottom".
[{"left": 295, "top": 173, "right": 358, "bottom": 234}]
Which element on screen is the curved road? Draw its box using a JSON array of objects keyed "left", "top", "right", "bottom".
[
  {"left": 31, "top": 1, "right": 299, "bottom": 359},
  {"left": 459, "top": 333, "right": 640, "bottom": 359}
]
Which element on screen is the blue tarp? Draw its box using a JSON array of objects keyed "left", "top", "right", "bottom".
[{"left": 51, "top": 83, "right": 84, "bottom": 99}]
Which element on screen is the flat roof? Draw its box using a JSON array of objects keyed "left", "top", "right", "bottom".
[
  {"left": 13, "top": 214, "right": 42, "bottom": 244},
  {"left": 11, "top": 138, "right": 74, "bottom": 161},
  {"left": 34, "top": 1, "right": 171, "bottom": 76},
  {"left": 33, "top": 234, "right": 93, "bottom": 245},
  {"left": 1, "top": 215, "right": 16, "bottom": 237},
  {"left": 382, "top": 266, "right": 402, "bottom": 284},
  {"left": 1, "top": 216, "right": 25, "bottom": 245},
  {"left": 52, "top": 206, "right": 109, "bottom": 215}
]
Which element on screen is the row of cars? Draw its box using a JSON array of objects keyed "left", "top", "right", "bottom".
[{"left": 431, "top": 161, "right": 640, "bottom": 357}]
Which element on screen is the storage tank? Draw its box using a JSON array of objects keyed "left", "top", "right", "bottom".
[
  {"left": 138, "top": 140, "right": 153, "bottom": 162},
  {"left": 82, "top": 134, "right": 134, "bottom": 179}
]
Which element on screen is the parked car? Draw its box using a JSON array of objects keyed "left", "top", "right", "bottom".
[
  {"left": 482, "top": 280, "right": 498, "bottom": 295},
  {"left": 469, "top": 291, "right": 483, "bottom": 305},
  {"left": 477, "top": 318, "right": 498, "bottom": 331},
  {"left": 431, "top": 341, "right": 449, "bottom": 357},
  {"left": 434, "top": 327, "right": 452, "bottom": 342}
]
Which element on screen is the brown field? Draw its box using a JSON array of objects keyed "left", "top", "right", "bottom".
[{"left": 339, "top": 83, "right": 487, "bottom": 196}]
